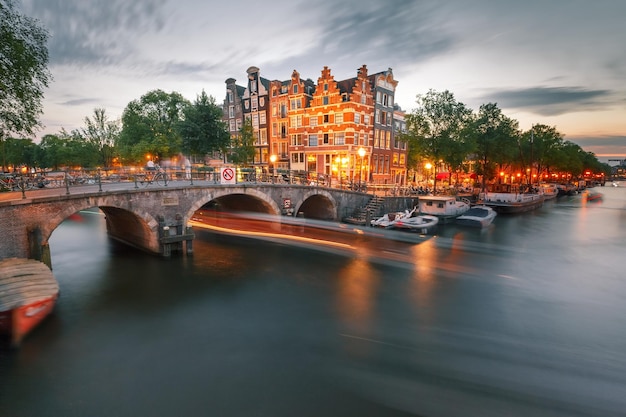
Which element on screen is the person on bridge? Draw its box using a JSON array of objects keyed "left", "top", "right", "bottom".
[{"left": 146, "top": 160, "right": 156, "bottom": 171}]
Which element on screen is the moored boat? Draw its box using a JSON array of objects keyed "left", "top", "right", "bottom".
[
  {"left": 538, "top": 183, "right": 559, "bottom": 200},
  {"left": 370, "top": 208, "right": 414, "bottom": 228},
  {"left": 417, "top": 195, "right": 471, "bottom": 224},
  {"left": 393, "top": 212, "right": 439, "bottom": 234},
  {"left": 456, "top": 205, "right": 497, "bottom": 228},
  {"left": 0, "top": 258, "right": 59, "bottom": 348},
  {"left": 479, "top": 184, "right": 544, "bottom": 214}
]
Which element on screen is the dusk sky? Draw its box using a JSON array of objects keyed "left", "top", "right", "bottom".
[{"left": 20, "top": 0, "right": 626, "bottom": 162}]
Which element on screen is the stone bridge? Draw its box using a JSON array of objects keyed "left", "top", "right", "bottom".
[{"left": 1, "top": 183, "right": 405, "bottom": 264}]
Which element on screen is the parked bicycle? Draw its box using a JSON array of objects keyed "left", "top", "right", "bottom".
[{"left": 138, "top": 165, "right": 169, "bottom": 187}]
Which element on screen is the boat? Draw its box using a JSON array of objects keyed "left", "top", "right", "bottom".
[
  {"left": 417, "top": 195, "right": 471, "bottom": 224},
  {"left": 0, "top": 258, "right": 59, "bottom": 348},
  {"left": 538, "top": 183, "right": 559, "bottom": 200},
  {"left": 392, "top": 211, "right": 439, "bottom": 233},
  {"left": 456, "top": 205, "right": 497, "bottom": 228},
  {"left": 583, "top": 189, "right": 603, "bottom": 202},
  {"left": 370, "top": 208, "right": 414, "bottom": 228},
  {"left": 479, "top": 184, "right": 544, "bottom": 214}
]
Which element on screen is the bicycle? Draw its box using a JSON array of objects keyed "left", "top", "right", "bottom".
[{"left": 139, "top": 165, "right": 169, "bottom": 187}]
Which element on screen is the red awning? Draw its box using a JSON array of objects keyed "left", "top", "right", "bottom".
[{"left": 436, "top": 172, "right": 450, "bottom": 180}]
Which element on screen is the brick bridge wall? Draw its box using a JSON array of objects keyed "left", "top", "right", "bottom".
[{"left": 0, "top": 184, "right": 401, "bottom": 262}]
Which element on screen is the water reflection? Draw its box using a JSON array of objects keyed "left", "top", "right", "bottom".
[{"left": 1, "top": 187, "right": 626, "bottom": 416}]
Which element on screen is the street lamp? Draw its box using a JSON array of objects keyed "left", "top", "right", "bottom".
[
  {"left": 425, "top": 162, "right": 432, "bottom": 187},
  {"left": 269, "top": 154, "right": 277, "bottom": 183},
  {"left": 358, "top": 147, "right": 366, "bottom": 184}
]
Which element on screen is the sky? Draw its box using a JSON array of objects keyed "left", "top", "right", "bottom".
[{"left": 19, "top": 0, "right": 626, "bottom": 163}]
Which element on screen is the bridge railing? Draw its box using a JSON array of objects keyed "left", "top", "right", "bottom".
[{"left": 1, "top": 166, "right": 393, "bottom": 199}]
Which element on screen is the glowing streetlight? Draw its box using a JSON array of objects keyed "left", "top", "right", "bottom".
[
  {"left": 358, "top": 147, "right": 366, "bottom": 183},
  {"left": 269, "top": 154, "right": 277, "bottom": 182}
]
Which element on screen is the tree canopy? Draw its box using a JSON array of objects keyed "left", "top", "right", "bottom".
[
  {"left": 178, "top": 90, "right": 230, "bottom": 158},
  {"left": 118, "top": 89, "right": 189, "bottom": 165},
  {"left": 0, "top": 0, "right": 51, "bottom": 139},
  {"left": 401, "top": 89, "right": 473, "bottom": 191}
]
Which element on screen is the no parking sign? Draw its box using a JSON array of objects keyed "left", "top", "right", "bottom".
[{"left": 220, "top": 167, "right": 236, "bottom": 184}]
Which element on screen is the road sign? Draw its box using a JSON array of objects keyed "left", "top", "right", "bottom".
[{"left": 221, "top": 167, "right": 236, "bottom": 184}]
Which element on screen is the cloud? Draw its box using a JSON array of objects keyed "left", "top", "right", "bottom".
[
  {"left": 23, "top": 0, "right": 167, "bottom": 67},
  {"left": 482, "top": 86, "right": 616, "bottom": 116}
]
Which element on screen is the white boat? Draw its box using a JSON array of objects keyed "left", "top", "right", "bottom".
[
  {"left": 456, "top": 205, "right": 497, "bottom": 228},
  {"left": 370, "top": 208, "right": 414, "bottom": 229},
  {"left": 538, "top": 183, "right": 559, "bottom": 200},
  {"left": 417, "top": 195, "right": 471, "bottom": 223},
  {"left": 392, "top": 212, "right": 439, "bottom": 233}
]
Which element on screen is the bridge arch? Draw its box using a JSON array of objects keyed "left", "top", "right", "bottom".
[
  {"left": 40, "top": 196, "right": 160, "bottom": 255},
  {"left": 186, "top": 187, "right": 281, "bottom": 220},
  {"left": 295, "top": 189, "right": 338, "bottom": 220}
]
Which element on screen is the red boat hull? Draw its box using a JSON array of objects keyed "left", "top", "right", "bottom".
[{"left": 0, "top": 294, "right": 58, "bottom": 347}]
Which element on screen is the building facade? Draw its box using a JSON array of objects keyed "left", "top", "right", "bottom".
[{"left": 223, "top": 64, "right": 407, "bottom": 185}]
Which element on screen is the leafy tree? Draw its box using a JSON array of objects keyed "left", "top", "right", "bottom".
[
  {"left": 228, "top": 118, "right": 255, "bottom": 165},
  {"left": 178, "top": 90, "right": 230, "bottom": 158},
  {"left": 36, "top": 130, "right": 98, "bottom": 169},
  {"left": 1, "top": 136, "right": 37, "bottom": 171},
  {"left": 1, "top": 0, "right": 52, "bottom": 169},
  {"left": 402, "top": 89, "right": 473, "bottom": 191},
  {"left": 470, "top": 103, "right": 519, "bottom": 190},
  {"left": 118, "top": 89, "right": 189, "bottom": 164},
  {"left": 81, "top": 108, "right": 120, "bottom": 168},
  {"left": 518, "top": 124, "right": 564, "bottom": 182}
]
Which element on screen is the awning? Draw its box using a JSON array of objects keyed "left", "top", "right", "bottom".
[{"left": 436, "top": 172, "right": 450, "bottom": 180}]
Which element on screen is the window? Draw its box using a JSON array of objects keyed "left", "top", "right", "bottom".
[
  {"left": 228, "top": 90, "right": 234, "bottom": 102},
  {"left": 280, "top": 122, "right": 288, "bottom": 138},
  {"left": 229, "top": 120, "right": 235, "bottom": 131},
  {"left": 323, "top": 133, "right": 330, "bottom": 144},
  {"left": 364, "top": 115, "right": 370, "bottom": 125},
  {"left": 259, "top": 129, "right": 267, "bottom": 145},
  {"left": 236, "top": 119, "right": 242, "bottom": 131},
  {"left": 355, "top": 113, "right": 361, "bottom": 124},
  {"left": 361, "top": 93, "right": 366, "bottom": 104},
  {"left": 259, "top": 112, "right": 266, "bottom": 125},
  {"left": 281, "top": 104, "right": 287, "bottom": 118},
  {"left": 309, "top": 134, "right": 318, "bottom": 146},
  {"left": 335, "top": 132, "right": 345, "bottom": 145},
  {"left": 323, "top": 96, "right": 329, "bottom": 105},
  {"left": 293, "top": 84, "right": 299, "bottom": 94},
  {"left": 310, "top": 116, "right": 317, "bottom": 126},
  {"left": 251, "top": 96, "right": 258, "bottom": 111},
  {"left": 291, "top": 152, "right": 304, "bottom": 163},
  {"left": 228, "top": 105, "right": 234, "bottom": 118},
  {"left": 291, "top": 134, "right": 303, "bottom": 146},
  {"left": 324, "top": 83, "right": 328, "bottom": 91},
  {"left": 335, "top": 112, "right": 343, "bottom": 124},
  {"left": 252, "top": 114, "right": 259, "bottom": 128},
  {"left": 323, "top": 114, "right": 329, "bottom": 124}
]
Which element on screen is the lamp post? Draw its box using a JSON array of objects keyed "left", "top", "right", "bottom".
[
  {"left": 358, "top": 147, "right": 366, "bottom": 185},
  {"left": 269, "top": 154, "right": 277, "bottom": 183},
  {"left": 425, "top": 162, "right": 432, "bottom": 189}
]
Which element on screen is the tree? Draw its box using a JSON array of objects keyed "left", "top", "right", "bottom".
[
  {"left": 0, "top": 0, "right": 51, "bottom": 143},
  {"left": 178, "top": 90, "right": 230, "bottom": 159},
  {"left": 118, "top": 89, "right": 189, "bottom": 164},
  {"left": 82, "top": 108, "right": 120, "bottom": 168},
  {"left": 518, "top": 124, "right": 564, "bottom": 183},
  {"left": 228, "top": 118, "right": 255, "bottom": 165},
  {"left": 470, "top": 103, "right": 519, "bottom": 190},
  {"left": 401, "top": 89, "right": 473, "bottom": 191},
  {"left": 0, "top": 136, "right": 37, "bottom": 171}
]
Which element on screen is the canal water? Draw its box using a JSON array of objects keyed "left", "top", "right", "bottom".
[{"left": 1, "top": 187, "right": 626, "bottom": 417}]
